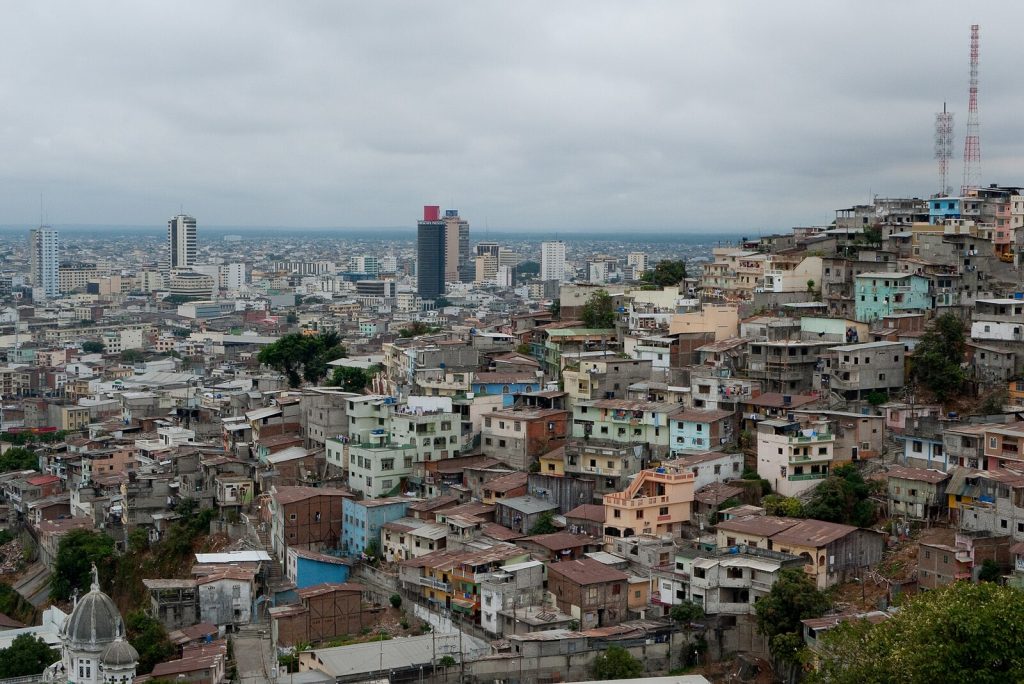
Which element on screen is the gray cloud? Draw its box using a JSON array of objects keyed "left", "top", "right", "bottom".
[{"left": 0, "top": 1, "right": 1013, "bottom": 231}]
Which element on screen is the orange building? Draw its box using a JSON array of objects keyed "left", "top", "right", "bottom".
[{"left": 603, "top": 467, "right": 695, "bottom": 544}]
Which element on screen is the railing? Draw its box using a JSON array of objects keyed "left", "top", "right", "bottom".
[
  {"left": 788, "top": 472, "right": 828, "bottom": 482},
  {"left": 419, "top": 576, "right": 450, "bottom": 592},
  {"left": 605, "top": 494, "right": 671, "bottom": 508}
]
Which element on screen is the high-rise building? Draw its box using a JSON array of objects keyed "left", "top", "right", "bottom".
[
  {"left": 476, "top": 242, "right": 500, "bottom": 258},
  {"left": 167, "top": 214, "right": 197, "bottom": 271},
  {"left": 627, "top": 252, "right": 648, "bottom": 274},
  {"left": 474, "top": 255, "right": 498, "bottom": 284},
  {"left": 443, "top": 209, "right": 471, "bottom": 283},
  {"left": 417, "top": 205, "right": 446, "bottom": 299},
  {"left": 29, "top": 227, "right": 59, "bottom": 298},
  {"left": 350, "top": 255, "right": 379, "bottom": 276},
  {"left": 541, "top": 240, "right": 567, "bottom": 282}
]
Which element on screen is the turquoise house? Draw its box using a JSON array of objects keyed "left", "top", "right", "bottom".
[{"left": 854, "top": 272, "right": 930, "bottom": 323}]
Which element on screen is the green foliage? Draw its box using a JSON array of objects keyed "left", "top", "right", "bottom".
[
  {"left": 328, "top": 365, "right": 380, "bottom": 393},
  {"left": 81, "top": 340, "right": 105, "bottom": 354},
  {"left": 741, "top": 469, "right": 772, "bottom": 495},
  {"left": 439, "top": 655, "right": 456, "bottom": 668},
  {"left": 257, "top": 331, "right": 347, "bottom": 387},
  {"left": 397, "top": 321, "right": 441, "bottom": 338},
  {"left": 0, "top": 431, "right": 68, "bottom": 446},
  {"left": 811, "top": 582, "right": 1024, "bottom": 683},
  {"left": 0, "top": 529, "right": 12, "bottom": 546},
  {"left": 434, "top": 296, "right": 452, "bottom": 308},
  {"left": 669, "top": 601, "right": 705, "bottom": 627},
  {"left": 528, "top": 510, "right": 557, "bottom": 535},
  {"left": 126, "top": 609, "right": 176, "bottom": 674},
  {"left": 640, "top": 260, "right": 688, "bottom": 287},
  {"left": 866, "top": 390, "right": 888, "bottom": 406},
  {"left": 755, "top": 568, "right": 830, "bottom": 661},
  {"left": 910, "top": 313, "right": 967, "bottom": 402},
  {"left": 978, "top": 388, "right": 1008, "bottom": 416},
  {"left": 50, "top": 529, "right": 116, "bottom": 601},
  {"left": 0, "top": 447, "right": 38, "bottom": 473},
  {"left": 978, "top": 558, "right": 1002, "bottom": 583},
  {"left": 127, "top": 528, "right": 150, "bottom": 554},
  {"left": 591, "top": 644, "right": 643, "bottom": 680},
  {"left": 119, "top": 349, "right": 146, "bottom": 364},
  {"left": 581, "top": 289, "right": 616, "bottom": 328},
  {"left": 763, "top": 494, "right": 805, "bottom": 518},
  {"left": 863, "top": 225, "right": 883, "bottom": 245},
  {"left": 389, "top": 594, "right": 402, "bottom": 609},
  {"left": 0, "top": 634, "right": 59, "bottom": 678},
  {"left": 364, "top": 539, "right": 381, "bottom": 564},
  {"left": 548, "top": 299, "right": 560, "bottom": 319},
  {"left": 804, "top": 464, "right": 877, "bottom": 527},
  {"left": 0, "top": 582, "right": 37, "bottom": 625},
  {"left": 806, "top": 279, "right": 816, "bottom": 292}
]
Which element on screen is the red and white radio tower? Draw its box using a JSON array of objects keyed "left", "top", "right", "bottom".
[
  {"left": 935, "top": 103, "right": 954, "bottom": 196},
  {"left": 961, "top": 24, "right": 981, "bottom": 194}
]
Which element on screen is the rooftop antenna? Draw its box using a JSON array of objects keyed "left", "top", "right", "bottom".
[
  {"left": 961, "top": 24, "right": 981, "bottom": 194},
  {"left": 935, "top": 102, "right": 954, "bottom": 196}
]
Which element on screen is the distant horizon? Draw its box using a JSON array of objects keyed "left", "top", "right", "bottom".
[{"left": 0, "top": 223, "right": 755, "bottom": 239}]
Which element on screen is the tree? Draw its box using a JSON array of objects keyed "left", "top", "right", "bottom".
[
  {"left": 710, "top": 497, "right": 741, "bottom": 525},
  {"left": 670, "top": 601, "right": 704, "bottom": 627},
  {"left": 866, "top": 390, "right": 888, "bottom": 406},
  {"left": 581, "top": 290, "right": 615, "bottom": 328},
  {"left": 126, "top": 610, "right": 176, "bottom": 674},
  {"left": 257, "top": 332, "right": 347, "bottom": 387},
  {"left": 0, "top": 447, "right": 38, "bottom": 472},
  {"left": 438, "top": 655, "right": 456, "bottom": 669},
  {"left": 978, "top": 558, "right": 1002, "bottom": 582},
  {"left": 978, "top": 388, "right": 1008, "bottom": 416},
  {"left": 910, "top": 313, "right": 967, "bottom": 402},
  {"left": 548, "top": 299, "right": 560, "bottom": 319},
  {"left": 803, "top": 464, "right": 877, "bottom": 527},
  {"left": 0, "top": 634, "right": 58, "bottom": 678},
  {"left": 119, "top": 349, "right": 145, "bottom": 364},
  {"left": 328, "top": 365, "right": 379, "bottom": 393},
  {"left": 863, "top": 224, "right": 883, "bottom": 245},
  {"left": 812, "top": 581, "right": 1024, "bottom": 683},
  {"left": 641, "top": 260, "right": 687, "bottom": 288},
  {"left": 591, "top": 645, "right": 643, "bottom": 680},
  {"left": 397, "top": 321, "right": 440, "bottom": 338},
  {"left": 528, "top": 510, "right": 557, "bottom": 535},
  {"left": 50, "top": 530, "right": 116, "bottom": 601},
  {"left": 755, "top": 568, "right": 830, "bottom": 661},
  {"left": 81, "top": 340, "right": 105, "bottom": 354},
  {"left": 763, "top": 494, "right": 805, "bottom": 518},
  {"left": 389, "top": 594, "right": 402, "bottom": 609}
]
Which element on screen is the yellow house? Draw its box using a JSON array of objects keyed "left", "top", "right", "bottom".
[
  {"left": 603, "top": 467, "right": 695, "bottom": 544},
  {"left": 538, "top": 446, "right": 565, "bottom": 477},
  {"left": 715, "top": 515, "right": 884, "bottom": 589},
  {"left": 668, "top": 305, "right": 739, "bottom": 338},
  {"left": 1010, "top": 379, "right": 1024, "bottom": 405}
]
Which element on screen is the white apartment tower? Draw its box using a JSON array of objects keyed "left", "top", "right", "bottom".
[
  {"left": 167, "top": 214, "right": 197, "bottom": 270},
  {"left": 627, "top": 252, "right": 648, "bottom": 274},
  {"left": 541, "top": 240, "right": 567, "bottom": 282},
  {"left": 29, "top": 227, "right": 59, "bottom": 298}
]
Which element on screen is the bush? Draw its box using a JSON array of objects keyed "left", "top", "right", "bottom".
[{"left": 389, "top": 594, "right": 402, "bottom": 609}]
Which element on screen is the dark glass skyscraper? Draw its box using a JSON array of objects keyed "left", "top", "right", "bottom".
[{"left": 416, "top": 205, "right": 446, "bottom": 299}]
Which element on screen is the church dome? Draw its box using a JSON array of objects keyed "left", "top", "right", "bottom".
[
  {"left": 100, "top": 637, "right": 139, "bottom": 668},
  {"left": 63, "top": 567, "right": 125, "bottom": 650}
]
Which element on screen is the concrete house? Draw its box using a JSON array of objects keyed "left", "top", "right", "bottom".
[
  {"left": 603, "top": 466, "right": 695, "bottom": 543},
  {"left": 196, "top": 568, "right": 255, "bottom": 629}
]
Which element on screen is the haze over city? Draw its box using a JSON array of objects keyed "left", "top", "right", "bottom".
[{"left": 1, "top": 1, "right": 1019, "bottom": 232}]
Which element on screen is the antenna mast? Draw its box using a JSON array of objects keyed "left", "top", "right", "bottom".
[
  {"left": 961, "top": 24, "right": 981, "bottom": 194},
  {"left": 934, "top": 103, "right": 954, "bottom": 196}
]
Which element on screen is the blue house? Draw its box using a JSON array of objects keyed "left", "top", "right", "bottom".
[
  {"left": 669, "top": 408, "right": 735, "bottom": 455},
  {"left": 472, "top": 372, "right": 542, "bottom": 407},
  {"left": 286, "top": 547, "right": 352, "bottom": 589},
  {"left": 928, "top": 197, "right": 961, "bottom": 224},
  {"left": 342, "top": 497, "right": 410, "bottom": 558}
]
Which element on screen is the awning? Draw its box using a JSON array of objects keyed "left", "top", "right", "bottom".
[{"left": 451, "top": 598, "right": 475, "bottom": 613}]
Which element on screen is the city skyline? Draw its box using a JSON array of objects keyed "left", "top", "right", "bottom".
[{"left": 0, "top": 3, "right": 1017, "bottom": 232}]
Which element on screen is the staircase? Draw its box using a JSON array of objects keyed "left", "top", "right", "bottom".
[{"left": 250, "top": 522, "right": 286, "bottom": 590}]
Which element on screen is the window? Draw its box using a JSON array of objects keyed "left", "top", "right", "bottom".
[
  {"left": 289, "top": 513, "right": 296, "bottom": 521},
  {"left": 659, "top": 506, "right": 669, "bottom": 515},
  {"left": 912, "top": 441, "right": 923, "bottom": 453},
  {"left": 612, "top": 584, "right": 621, "bottom": 595},
  {"left": 613, "top": 509, "right": 621, "bottom": 518},
  {"left": 713, "top": 464, "right": 721, "bottom": 474}
]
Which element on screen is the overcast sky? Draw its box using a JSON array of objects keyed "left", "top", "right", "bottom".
[{"left": 0, "top": 2, "right": 1016, "bottom": 233}]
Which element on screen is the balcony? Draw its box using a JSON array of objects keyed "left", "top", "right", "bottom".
[
  {"left": 419, "top": 576, "right": 450, "bottom": 592},
  {"left": 788, "top": 472, "right": 828, "bottom": 482},
  {"left": 605, "top": 494, "right": 671, "bottom": 509}
]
